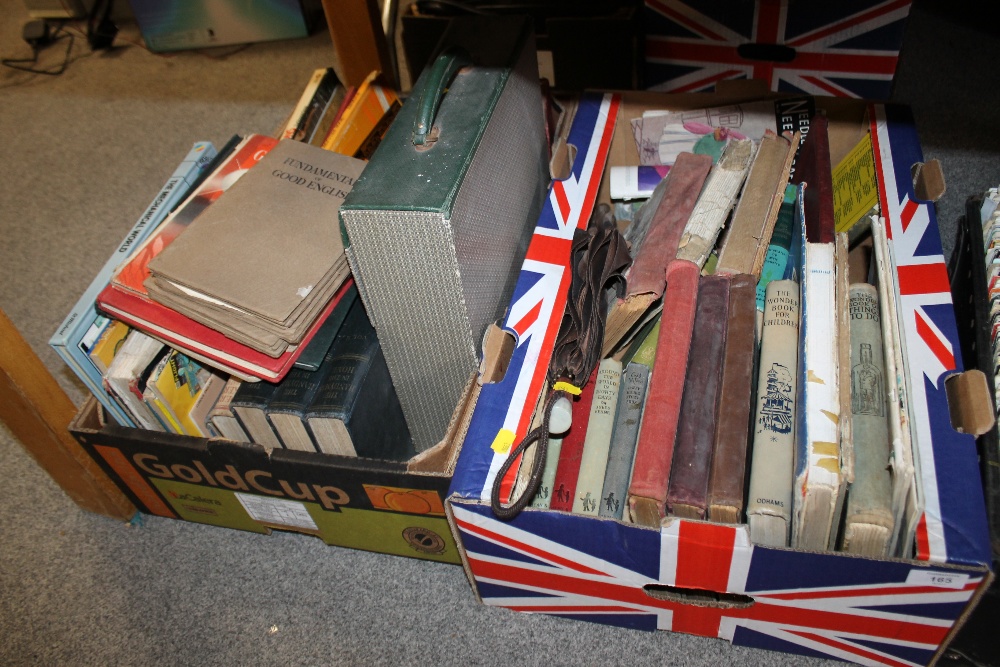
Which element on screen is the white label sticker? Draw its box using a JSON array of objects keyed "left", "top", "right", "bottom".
[
  {"left": 905, "top": 569, "right": 971, "bottom": 590},
  {"left": 236, "top": 493, "right": 318, "bottom": 531}
]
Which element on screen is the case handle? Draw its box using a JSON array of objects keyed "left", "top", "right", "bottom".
[{"left": 412, "top": 48, "right": 471, "bottom": 147}]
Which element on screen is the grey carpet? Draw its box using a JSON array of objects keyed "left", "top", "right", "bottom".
[{"left": 0, "top": 1, "right": 995, "bottom": 665}]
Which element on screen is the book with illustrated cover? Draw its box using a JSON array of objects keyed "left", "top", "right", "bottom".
[
  {"left": 50, "top": 140, "right": 216, "bottom": 426},
  {"left": 320, "top": 70, "right": 400, "bottom": 157},
  {"left": 103, "top": 330, "right": 168, "bottom": 432},
  {"left": 143, "top": 349, "right": 226, "bottom": 437}
]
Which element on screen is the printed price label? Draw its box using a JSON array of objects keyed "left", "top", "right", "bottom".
[
  {"left": 905, "top": 569, "right": 971, "bottom": 590},
  {"left": 236, "top": 493, "right": 318, "bottom": 531},
  {"left": 491, "top": 429, "right": 516, "bottom": 455}
]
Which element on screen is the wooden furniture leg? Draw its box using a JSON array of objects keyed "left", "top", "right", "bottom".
[{"left": 0, "top": 308, "right": 134, "bottom": 520}]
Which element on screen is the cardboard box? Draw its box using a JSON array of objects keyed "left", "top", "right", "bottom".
[
  {"left": 69, "top": 374, "right": 477, "bottom": 563},
  {"left": 641, "top": 0, "right": 913, "bottom": 100},
  {"left": 446, "top": 91, "right": 994, "bottom": 666}
]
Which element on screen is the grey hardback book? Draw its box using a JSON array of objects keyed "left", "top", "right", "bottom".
[
  {"left": 599, "top": 362, "right": 650, "bottom": 521},
  {"left": 339, "top": 17, "right": 548, "bottom": 451}
]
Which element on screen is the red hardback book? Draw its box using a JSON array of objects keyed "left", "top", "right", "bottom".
[
  {"left": 548, "top": 368, "right": 598, "bottom": 513},
  {"left": 627, "top": 258, "right": 700, "bottom": 524},
  {"left": 665, "top": 273, "right": 731, "bottom": 520},
  {"left": 97, "top": 278, "right": 354, "bottom": 383},
  {"left": 790, "top": 114, "right": 834, "bottom": 244},
  {"left": 110, "top": 134, "right": 279, "bottom": 298}
]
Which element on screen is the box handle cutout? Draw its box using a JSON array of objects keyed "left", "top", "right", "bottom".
[
  {"left": 944, "top": 370, "right": 996, "bottom": 436},
  {"left": 736, "top": 43, "right": 796, "bottom": 63},
  {"left": 549, "top": 139, "right": 578, "bottom": 182},
  {"left": 643, "top": 584, "right": 755, "bottom": 609},
  {"left": 479, "top": 324, "right": 516, "bottom": 385}
]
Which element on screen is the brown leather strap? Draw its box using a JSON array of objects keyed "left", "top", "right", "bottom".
[{"left": 491, "top": 203, "right": 631, "bottom": 520}]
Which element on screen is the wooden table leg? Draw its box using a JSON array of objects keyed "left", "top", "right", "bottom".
[{"left": 0, "top": 308, "right": 134, "bottom": 520}]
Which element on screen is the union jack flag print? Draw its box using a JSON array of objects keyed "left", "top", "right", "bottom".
[
  {"left": 869, "top": 104, "right": 991, "bottom": 567},
  {"left": 644, "top": 0, "right": 912, "bottom": 99},
  {"left": 452, "top": 503, "right": 985, "bottom": 666}
]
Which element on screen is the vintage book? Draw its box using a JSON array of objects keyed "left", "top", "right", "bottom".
[
  {"left": 791, "top": 115, "right": 835, "bottom": 244},
  {"left": 792, "top": 184, "right": 842, "bottom": 552},
  {"left": 599, "top": 361, "right": 650, "bottom": 521},
  {"left": 103, "top": 330, "right": 168, "bottom": 432},
  {"left": 266, "top": 364, "right": 324, "bottom": 453},
  {"left": 666, "top": 274, "right": 730, "bottom": 520},
  {"left": 305, "top": 299, "right": 413, "bottom": 460},
  {"left": 230, "top": 376, "right": 283, "bottom": 450},
  {"left": 830, "top": 231, "right": 855, "bottom": 550},
  {"left": 320, "top": 70, "right": 400, "bottom": 157},
  {"left": 627, "top": 258, "right": 700, "bottom": 525},
  {"left": 841, "top": 283, "right": 895, "bottom": 557},
  {"left": 755, "top": 184, "right": 798, "bottom": 311},
  {"left": 280, "top": 67, "right": 341, "bottom": 142},
  {"left": 292, "top": 284, "right": 358, "bottom": 371},
  {"left": 209, "top": 377, "right": 250, "bottom": 443},
  {"left": 746, "top": 279, "right": 801, "bottom": 547},
  {"left": 572, "top": 358, "right": 623, "bottom": 516},
  {"left": 870, "top": 214, "right": 919, "bottom": 557},
  {"left": 142, "top": 350, "right": 226, "bottom": 437},
  {"left": 87, "top": 318, "right": 131, "bottom": 376},
  {"left": 621, "top": 318, "right": 660, "bottom": 368},
  {"left": 528, "top": 433, "right": 563, "bottom": 510},
  {"left": 674, "top": 139, "right": 755, "bottom": 268},
  {"left": 50, "top": 140, "right": 217, "bottom": 427},
  {"left": 548, "top": 369, "right": 598, "bottom": 513},
  {"left": 602, "top": 152, "right": 713, "bottom": 357},
  {"left": 146, "top": 140, "right": 367, "bottom": 356},
  {"left": 188, "top": 371, "right": 228, "bottom": 438},
  {"left": 340, "top": 19, "right": 549, "bottom": 452},
  {"left": 316, "top": 85, "right": 357, "bottom": 147},
  {"left": 706, "top": 273, "right": 757, "bottom": 524},
  {"left": 109, "top": 135, "right": 274, "bottom": 300},
  {"left": 715, "top": 131, "right": 797, "bottom": 278}
]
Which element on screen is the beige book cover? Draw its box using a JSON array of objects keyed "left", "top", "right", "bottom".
[
  {"left": 147, "top": 139, "right": 366, "bottom": 327},
  {"left": 716, "top": 132, "right": 797, "bottom": 278},
  {"left": 572, "top": 358, "right": 623, "bottom": 516}
]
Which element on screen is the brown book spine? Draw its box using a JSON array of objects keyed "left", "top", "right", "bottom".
[
  {"left": 666, "top": 274, "right": 731, "bottom": 520},
  {"left": 627, "top": 258, "right": 700, "bottom": 524},
  {"left": 707, "top": 273, "right": 758, "bottom": 523},
  {"left": 625, "top": 153, "right": 713, "bottom": 298}
]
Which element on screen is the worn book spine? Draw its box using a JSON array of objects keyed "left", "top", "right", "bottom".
[
  {"left": 746, "top": 279, "right": 801, "bottom": 547},
  {"left": 829, "top": 231, "right": 854, "bottom": 550},
  {"left": 792, "top": 202, "right": 841, "bottom": 552},
  {"left": 210, "top": 377, "right": 250, "bottom": 442},
  {"left": 548, "top": 370, "right": 597, "bottom": 513},
  {"left": 841, "top": 283, "right": 895, "bottom": 556},
  {"left": 627, "top": 259, "right": 700, "bottom": 525},
  {"left": 529, "top": 434, "right": 563, "bottom": 510},
  {"left": 572, "top": 358, "right": 623, "bottom": 515},
  {"left": 599, "top": 362, "right": 650, "bottom": 520},
  {"left": 791, "top": 115, "right": 835, "bottom": 244},
  {"left": 707, "top": 273, "right": 758, "bottom": 524},
  {"left": 675, "top": 139, "right": 755, "bottom": 268},
  {"left": 666, "top": 274, "right": 730, "bottom": 520},
  {"left": 266, "top": 364, "right": 324, "bottom": 453},
  {"left": 231, "top": 377, "right": 283, "bottom": 450},
  {"left": 755, "top": 184, "right": 798, "bottom": 311},
  {"left": 305, "top": 300, "right": 414, "bottom": 460},
  {"left": 602, "top": 152, "right": 713, "bottom": 357},
  {"left": 716, "top": 132, "right": 796, "bottom": 278}
]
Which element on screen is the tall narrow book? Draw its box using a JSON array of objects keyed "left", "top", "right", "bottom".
[
  {"left": 666, "top": 274, "right": 730, "bottom": 520},
  {"left": 210, "top": 377, "right": 250, "bottom": 443},
  {"left": 627, "top": 258, "right": 700, "bottom": 526},
  {"left": 572, "top": 358, "right": 623, "bottom": 516},
  {"left": 715, "top": 132, "right": 797, "bottom": 278},
  {"left": 280, "top": 67, "right": 342, "bottom": 142},
  {"left": 231, "top": 379, "right": 283, "bottom": 450},
  {"left": 706, "top": 273, "right": 757, "bottom": 524},
  {"left": 104, "top": 330, "right": 168, "bottom": 432},
  {"left": 548, "top": 369, "right": 598, "bottom": 513},
  {"left": 305, "top": 300, "right": 413, "bottom": 460},
  {"left": 602, "top": 153, "right": 713, "bottom": 357},
  {"left": 841, "top": 283, "right": 895, "bottom": 556},
  {"left": 746, "top": 279, "right": 801, "bottom": 547}
]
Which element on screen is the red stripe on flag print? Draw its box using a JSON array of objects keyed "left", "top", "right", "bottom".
[
  {"left": 915, "top": 309, "right": 955, "bottom": 370},
  {"left": 895, "top": 263, "right": 951, "bottom": 296},
  {"left": 674, "top": 521, "right": 738, "bottom": 592},
  {"left": 901, "top": 197, "right": 919, "bottom": 232},
  {"left": 553, "top": 180, "right": 572, "bottom": 223},
  {"left": 916, "top": 514, "right": 932, "bottom": 561},
  {"left": 785, "top": 0, "right": 912, "bottom": 48}
]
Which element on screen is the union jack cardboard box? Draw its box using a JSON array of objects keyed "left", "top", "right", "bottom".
[
  {"left": 643, "top": 0, "right": 912, "bottom": 100},
  {"left": 445, "top": 91, "right": 994, "bottom": 666}
]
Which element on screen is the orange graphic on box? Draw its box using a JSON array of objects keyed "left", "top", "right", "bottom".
[{"left": 363, "top": 485, "right": 445, "bottom": 516}]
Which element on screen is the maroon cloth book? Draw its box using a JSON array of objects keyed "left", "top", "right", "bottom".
[
  {"left": 666, "top": 273, "right": 731, "bottom": 520},
  {"left": 625, "top": 152, "right": 713, "bottom": 297},
  {"left": 707, "top": 273, "right": 758, "bottom": 523},
  {"left": 790, "top": 114, "right": 834, "bottom": 244},
  {"left": 626, "top": 258, "right": 701, "bottom": 523},
  {"left": 548, "top": 368, "right": 598, "bottom": 512}
]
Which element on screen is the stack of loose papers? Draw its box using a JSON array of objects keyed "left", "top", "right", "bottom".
[{"left": 145, "top": 139, "right": 366, "bottom": 358}]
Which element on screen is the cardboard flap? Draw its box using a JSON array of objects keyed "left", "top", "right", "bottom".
[
  {"left": 913, "top": 158, "right": 946, "bottom": 202},
  {"left": 945, "top": 370, "right": 997, "bottom": 436}
]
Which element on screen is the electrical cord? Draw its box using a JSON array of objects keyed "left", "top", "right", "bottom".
[{"left": 1, "top": 23, "right": 78, "bottom": 76}]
